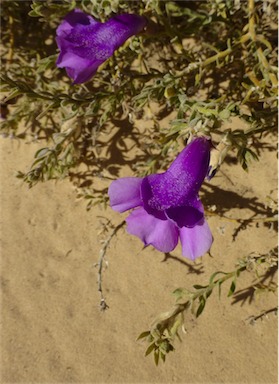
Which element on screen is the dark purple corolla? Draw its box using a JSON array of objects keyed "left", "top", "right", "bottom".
[
  {"left": 56, "top": 9, "right": 147, "bottom": 84},
  {"left": 108, "top": 137, "right": 213, "bottom": 261}
]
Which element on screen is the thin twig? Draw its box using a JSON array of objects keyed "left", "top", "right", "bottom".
[
  {"left": 95, "top": 220, "right": 126, "bottom": 311},
  {"left": 7, "top": 16, "right": 14, "bottom": 64},
  {"left": 246, "top": 307, "right": 278, "bottom": 325}
]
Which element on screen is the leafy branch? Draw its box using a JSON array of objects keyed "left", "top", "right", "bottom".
[
  {"left": 16, "top": 118, "right": 80, "bottom": 187},
  {"left": 138, "top": 249, "right": 278, "bottom": 365}
]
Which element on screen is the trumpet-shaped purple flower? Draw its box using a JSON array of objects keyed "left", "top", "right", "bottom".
[
  {"left": 108, "top": 137, "right": 213, "bottom": 261},
  {"left": 56, "top": 9, "right": 147, "bottom": 84}
]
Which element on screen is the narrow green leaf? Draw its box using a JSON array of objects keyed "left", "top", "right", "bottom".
[
  {"left": 196, "top": 297, "right": 206, "bottom": 317},
  {"left": 35, "top": 148, "right": 50, "bottom": 159},
  {"left": 137, "top": 331, "right": 150, "bottom": 341},
  {"left": 228, "top": 280, "right": 236, "bottom": 297},
  {"left": 154, "top": 350, "right": 159, "bottom": 366},
  {"left": 160, "top": 351, "right": 166, "bottom": 363},
  {"left": 218, "top": 281, "right": 222, "bottom": 299},
  {"left": 4, "top": 89, "right": 22, "bottom": 103},
  {"left": 145, "top": 343, "right": 155, "bottom": 356},
  {"left": 193, "top": 284, "right": 207, "bottom": 290},
  {"left": 205, "top": 288, "right": 213, "bottom": 299}
]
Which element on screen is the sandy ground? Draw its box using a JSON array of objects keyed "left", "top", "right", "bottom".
[{"left": 0, "top": 129, "right": 278, "bottom": 383}]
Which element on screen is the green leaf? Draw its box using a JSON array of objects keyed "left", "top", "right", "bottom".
[
  {"left": 28, "top": 9, "right": 41, "bottom": 17},
  {"left": 193, "top": 284, "right": 207, "bottom": 290},
  {"left": 228, "top": 280, "right": 236, "bottom": 297},
  {"left": 195, "top": 105, "right": 218, "bottom": 117},
  {"left": 160, "top": 352, "right": 166, "bottom": 363},
  {"left": 219, "top": 109, "right": 231, "bottom": 120},
  {"left": 205, "top": 288, "right": 213, "bottom": 299},
  {"left": 37, "top": 55, "right": 57, "bottom": 73},
  {"left": 172, "top": 287, "right": 188, "bottom": 301},
  {"left": 145, "top": 343, "right": 155, "bottom": 356},
  {"left": 35, "top": 148, "right": 50, "bottom": 159},
  {"left": 4, "top": 89, "right": 22, "bottom": 103},
  {"left": 154, "top": 350, "right": 160, "bottom": 366},
  {"left": 239, "top": 147, "right": 260, "bottom": 170},
  {"left": 137, "top": 331, "right": 150, "bottom": 341},
  {"left": 196, "top": 296, "right": 206, "bottom": 317},
  {"left": 218, "top": 281, "right": 222, "bottom": 299}
]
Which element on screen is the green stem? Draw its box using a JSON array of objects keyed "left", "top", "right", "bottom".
[
  {"left": 151, "top": 266, "right": 246, "bottom": 334},
  {"left": 202, "top": 47, "right": 232, "bottom": 67}
]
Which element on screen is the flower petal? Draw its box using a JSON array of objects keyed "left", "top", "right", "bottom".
[
  {"left": 141, "top": 137, "right": 211, "bottom": 212},
  {"left": 108, "top": 177, "right": 143, "bottom": 213},
  {"left": 104, "top": 14, "right": 147, "bottom": 49},
  {"left": 165, "top": 196, "right": 204, "bottom": 228},
  {"left": 56, "top": 11, "right": 147, "bottom": 83},
  {"left": 56, "top": 8, "right": 98, "bottom": 38},
  {"left": 168, "top": 137, "right": 211, "bottom": 184},
  {"left": 126, "top": 207, "right": 179, "bottom": 253},
  {"left": 166, "top": 206, "right": 203, "bottom": 228},
  {"left": 56, "top": 51, "right": 100, "bottom": 83},
  {"left": 179, "top": 219, "right": 213, "bottom": 261}
]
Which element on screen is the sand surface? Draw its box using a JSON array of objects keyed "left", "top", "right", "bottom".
[{"left": 0, "top": 131, "right": 278, "bottom": 383}]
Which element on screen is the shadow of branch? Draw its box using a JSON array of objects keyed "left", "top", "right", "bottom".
[{"left": 161, "top": 252, "right": 205, "bottom": 275}]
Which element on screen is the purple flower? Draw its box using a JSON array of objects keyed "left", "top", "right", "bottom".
[
  {"left": 56, "top": 9, "right": 147, "bottom": 84},
  {"left": 108, "top": 137, "right": 213, "bottom": 261}
]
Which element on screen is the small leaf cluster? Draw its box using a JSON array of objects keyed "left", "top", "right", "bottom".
[
  {"left": 16, "top": 129, "right": 78, "bottom": 187},
  {"left": 137, "top": 311, "right": 184, "bottom": 366}
]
